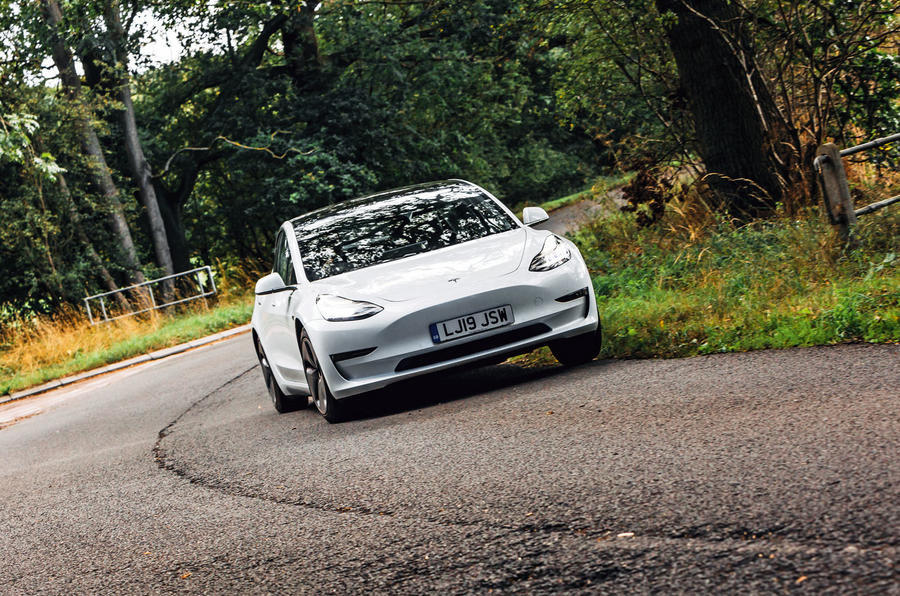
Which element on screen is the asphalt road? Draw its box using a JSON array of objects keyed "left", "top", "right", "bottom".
[{"left": 0, "top": 336, "right": 897, "bottom": 593}]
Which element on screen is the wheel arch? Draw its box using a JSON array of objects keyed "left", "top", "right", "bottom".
[
  {"left": 294, "top": 317, "right": 306, "bottom": 354},
  {"left": 251, "top": 327, "right": 263, "bottom": 355}
]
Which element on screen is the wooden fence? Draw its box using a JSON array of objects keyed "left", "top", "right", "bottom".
[{"left": 814, "top": 132, "right": 900, "bottom": 240}]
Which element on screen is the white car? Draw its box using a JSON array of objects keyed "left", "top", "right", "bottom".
[{"left": 251, "top": 180, "right": 601, "bottom": 422}]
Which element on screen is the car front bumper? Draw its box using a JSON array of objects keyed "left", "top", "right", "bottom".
[{"left": 301, "top": 260, "right": 598, "bottom": 399}]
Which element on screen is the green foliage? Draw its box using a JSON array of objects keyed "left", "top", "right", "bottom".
[
  {"left": 835, "top": 49, "right": 900, "bottom": 166},
  {"left": 0, "top": 111, "right": 65, "bottom": 181},
  {"left": 1, "top": 0, "right": 898, "bottom": 319},
  {"left": 132, "top": 0, "right": 603, "bottom": 269},
  {"left": 542, "top": 0, "right": 900, "bottom": 177},
  {"left": 540, "top": 0, "right": 684, "bottom": 163},
  {"left": 314, "top": 0, "right": 597, "bottom": 203},
  {"left": 0, "top": 83, "right": 130, "bottom": 310},
  {"left": 572, "top": 208, "right": 900, "bottom": 359}
]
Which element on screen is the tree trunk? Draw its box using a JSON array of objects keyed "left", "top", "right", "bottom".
[
  {"left": 119, "top": 84, "right": 176, "bottom": 277},
  {"left": 655, "top": 0, "right": 790, "bottom": 217},
  {"left": 103, "top": 0, "right": 175, "bottom": 280},
  {"left": 57, "top": 173, "right": 130, "bottom": 309},
  {"left": 144, "top": 11, "right": 296, "bottom": 272},
  {"left": 42, "top": 0, "right": 146, "bottom": 284},
  {"left": 154, "top": 178, "right": 193, "bottom": 274},
  {"left": 282, "top": 1, "right": 322, "bottom": 89}
]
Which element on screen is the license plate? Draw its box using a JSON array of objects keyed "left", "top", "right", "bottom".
[{"left": 430, "top": 305, "right": 514, "bottom": 343}]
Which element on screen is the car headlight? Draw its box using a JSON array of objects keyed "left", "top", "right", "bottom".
[
  {"left": 529, "top": 235, "right": 571, "bottom": 271},
  {"left": 316, "top": 294, "right": 383, "bottom": 321}
]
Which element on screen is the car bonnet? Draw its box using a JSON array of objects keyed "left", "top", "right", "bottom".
[{"left": 310, "top": 227, "right": 529, "bottom": 302}]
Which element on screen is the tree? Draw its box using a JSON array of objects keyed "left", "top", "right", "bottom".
[
  {"left": 655, "top": 0, "right": 794, "bottom": 216},
  {"left": 101, "top": 0, "right": 175, "bottom": 278},
  {"left": 0, "top": 0, "right": 604, "bottom": 310},
  {"left": 143, "top": 0, "right": 597, "bottom": 263},
  {"left": 543, "top": 0, "right": 899, "bottom": 217},
  {"left": 40, "top": 0, "right": 147, "bottom": 283},
  {"left": 0, "top": 99, "right": 127, "bottom": 308},
  {"left": 142, "top": 5, "right": 303, "bottom": 270}
]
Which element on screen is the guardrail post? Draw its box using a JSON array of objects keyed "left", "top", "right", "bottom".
[
  {"left": 82, "top": 265, "right": 220, "bottom": 324},
  {"left": 196, "top": 269, "right": 208, "bottom": 308},
  {"left": 815, "top": 143, "right": 857, "bottom": 241},
  {"left": 207, "top": 266, "right": 217, "bottom": 295}
]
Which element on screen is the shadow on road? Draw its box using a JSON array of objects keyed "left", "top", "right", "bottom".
[{"left": 335, "top": 359, "right": 577, "bottom": 423}]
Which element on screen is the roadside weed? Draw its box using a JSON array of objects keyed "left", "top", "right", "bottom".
[
  {"left": 0, "top": 264, "right": 259, "bottom": 396},
  {"left": 576, "top": 204, "right": 899, "bottom": 359}
]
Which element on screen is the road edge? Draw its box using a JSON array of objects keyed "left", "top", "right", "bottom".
[{"left": 0, "top": 324, "right": 252, "bottom": 407}]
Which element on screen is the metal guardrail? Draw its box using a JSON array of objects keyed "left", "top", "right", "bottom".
[
  {"left": 84, "top": 266, "right": 217, "bottom": 325},
  {"left": 814, "top": 132, "right": 900, "bottom": 240}
]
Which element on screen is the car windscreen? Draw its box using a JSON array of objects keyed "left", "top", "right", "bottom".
[{"left": 293, "top": 184, "right": 518, "bottom": 281}]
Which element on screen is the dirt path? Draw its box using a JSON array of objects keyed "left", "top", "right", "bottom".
[{"left": 534, "top": 188, "right": 626, "bottom": 236}]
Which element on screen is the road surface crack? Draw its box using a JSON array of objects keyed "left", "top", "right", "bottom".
[{"left": 151, "top": 364, "right": 890, "bottom": 562}]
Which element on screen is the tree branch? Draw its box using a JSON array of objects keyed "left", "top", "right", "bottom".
[{"left": 158, "top": 132, "right": 315, "bottom": 177}]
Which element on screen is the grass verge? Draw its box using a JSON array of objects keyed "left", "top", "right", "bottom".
[
  {"left": 0, "top": 299, "right": 252, "bottom": 396},
  {"left": 575, "top": 202, "right": 899, "bottom": 359},
  {"left": 515, "top": 205, "right": 898, "bottom": 368}
]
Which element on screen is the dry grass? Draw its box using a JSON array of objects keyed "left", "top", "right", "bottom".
[
  {"left": 844, "top": 155, "right": 900, "bottom": 209},
  {"left": 2, "top": 306, "right": 163, "bottom": 375},
  {"left": 0, "top": 262, "right": 262, "bottom": 396}
]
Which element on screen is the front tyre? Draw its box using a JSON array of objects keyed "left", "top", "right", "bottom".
[
  {"left": 254, "top": 334, "right": 307, "bottom": 413},
  {"left": 549, "top": 321, "right": 602, "bottom": 366},
  {"left": 299, "top": 330, "right": 346, "bottom": 423}
]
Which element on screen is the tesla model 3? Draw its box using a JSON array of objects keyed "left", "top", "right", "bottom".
[{"left": 251, "top": 180, "right": 601, "bottom": 422}]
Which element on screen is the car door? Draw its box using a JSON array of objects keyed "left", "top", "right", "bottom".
[
  {"left": 257, "top": 231, "right": 284, "bottom": 350},
  {"left": 267, "top": 231, "right": 304, "bottom": 381}
]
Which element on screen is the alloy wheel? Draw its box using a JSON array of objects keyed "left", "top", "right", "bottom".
[
  {"left": 255, "top": 337, "right": 272, "bottom": 385},
  {"left": 301, "top": 337, "right": 327, "bottom": 414}
]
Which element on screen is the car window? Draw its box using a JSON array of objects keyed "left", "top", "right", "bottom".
[
  {"left": 273, "top": 231, "right": 292, "bottom": 284},
  {"left": 293, "top": 183, "right": 517, "bottom": 281},
  {"left": 283, "top": 253, "right": 296, "bottom": 285}
]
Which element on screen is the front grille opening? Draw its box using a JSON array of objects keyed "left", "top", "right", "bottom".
[
  {"left": 395, "top": 323, "right": 551, "bottom": 372},
  {"left": 331, "top": 346, "right": 377, "bottom": 364},
  {"left": 556, "top": 287, "right": 588, "bottom": 302}
]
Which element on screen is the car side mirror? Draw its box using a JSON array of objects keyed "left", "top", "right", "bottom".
[
  {"left": 522, "top": 206, "right": 550, "bottom": 226},
  {"left": 255, "top": 272, "right": 286, "bottom": 295}
]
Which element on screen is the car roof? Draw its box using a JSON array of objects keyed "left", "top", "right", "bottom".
[{"left": 287, "top": 179, "right": 479, "bottom": 227}]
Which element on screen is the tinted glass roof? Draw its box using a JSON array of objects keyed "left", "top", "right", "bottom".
[
  {"left": 291, "top": 181, "right": 519, "bottom": 281},
  {"left": 291, "top": 180, "right": 472, "bottom": 228}
]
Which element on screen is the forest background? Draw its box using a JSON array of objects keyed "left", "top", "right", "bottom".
[{"left": 0, "top": 0, "right": 897, "bottom": 383}]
